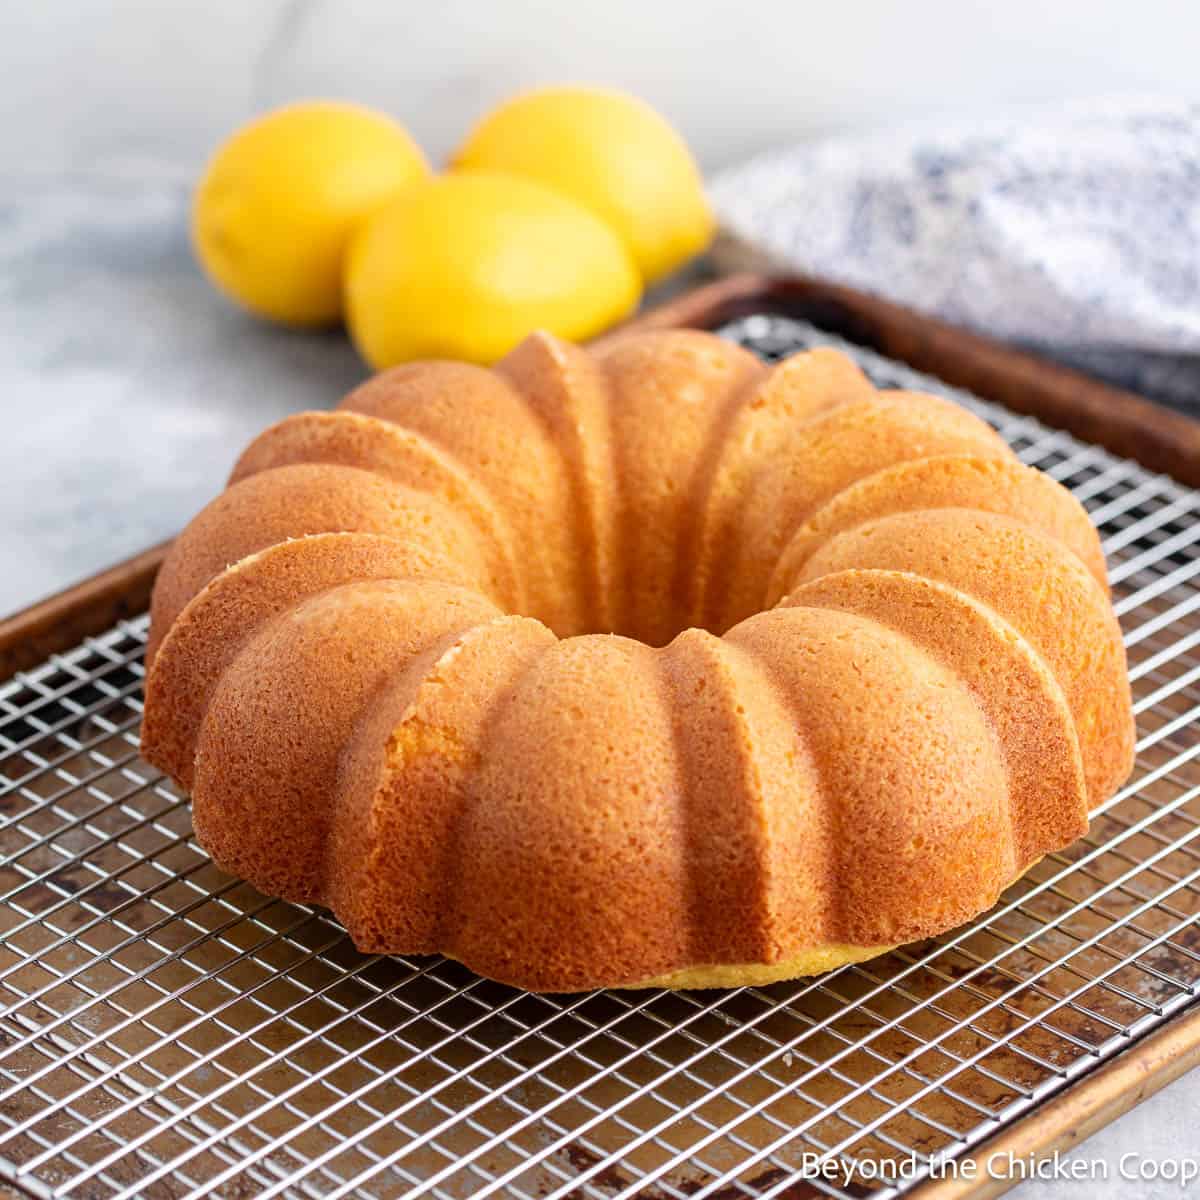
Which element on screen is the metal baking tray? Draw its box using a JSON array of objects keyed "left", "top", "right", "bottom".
[{"left": 1, "top": 278, "right": 1197, "bottom": 1199}]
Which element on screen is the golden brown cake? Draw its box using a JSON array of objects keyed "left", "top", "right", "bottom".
[{"left": 141, "top": 328, "right": 1135, "bottom": 992}]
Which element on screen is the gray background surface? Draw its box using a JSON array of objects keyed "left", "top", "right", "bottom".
[
  {"left": 5, "top": 0, "right": 1200, "bottom": 176},
  {"left": 1, "top": 3, "right": 1196, "bottom": 1192}
]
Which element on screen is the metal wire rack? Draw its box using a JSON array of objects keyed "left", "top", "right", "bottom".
[{"left": 0, "top": 313, "right": 1197, "bottom": 1200}]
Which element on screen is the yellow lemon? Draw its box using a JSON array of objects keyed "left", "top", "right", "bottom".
[
  {"left": 453, "top": 87, "right": 713, "bottom": 284},
  {"left": 345, "top": 171, "right": 641, "bottom": 368},
  {"left": 194, "top": 101, "right": 428, "bottom": 326}
]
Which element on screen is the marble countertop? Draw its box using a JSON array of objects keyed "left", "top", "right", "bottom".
[
  {"left": 1, "top": 170, "right": 371, "bottom": 616},
  {"left": 2, "top": 171, "right": 1196, "bottom": 1196}
]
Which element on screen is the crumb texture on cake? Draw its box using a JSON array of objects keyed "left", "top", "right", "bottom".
[{"left": 141, "top": 328, "right": 1135, "bottom": 992}]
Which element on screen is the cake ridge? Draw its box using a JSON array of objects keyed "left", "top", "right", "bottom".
[
  {"left": 706, "top": 390, "right": 1009, "bottom": 632},
  {"left": 191, "top": 577, "right": 502, "bottom": 903},
  {"left": 782, "top": 567, "right": 1088, "bottom": 868},
  {"left": 727, "top": 603, "right": 1012, "bottom": 948},
  {"left": 146, "top": 462, "right": 496, "bottom": 664},
  {"left": 494, "top": 332, "right": 617, "bottom": 636},
  {"left": 687, "top": 348, "right": 877, "bottom": 629},
  {"left": 595, "top": 329, "right": 764, "bottom": 643},
  {"left": 338, "top": 358, "right": 590, "bottom": 637},
  {"left": 660, "top": 628, "right": 776, "bottom": 969},
  {"left": 144, "top": 531, "right": 483, "bottom": 790},
  {"left": 720, "top": 611, "right": 851, "bottom": 951},
  {"left": 793, "top": 508, "right": 1134, "bottom": 807},
  {"left": 329, "top": 613, "right": 555, "bottom": 955},
  {"left": 430, "top": 617, "right": 559, "bottom": 954},
  {"left": 229, "top": 409, "right": 526, "bottom": 612},
  {"left": 768, "top": 454, "right": 1108, "bottom": 603},
  {"left": 447, "top": 634, "right": 691, "bottom": 990},
  {"left": 674, "top": 627, "right": 838, "bottom": 964},
  {"left": 667, "top": 362, "right": 771, "bottom": 633}
]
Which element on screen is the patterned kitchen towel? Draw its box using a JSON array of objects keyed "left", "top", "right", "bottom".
[{"left": 708, "top": 96, "right": 1200, "bottom": 413}]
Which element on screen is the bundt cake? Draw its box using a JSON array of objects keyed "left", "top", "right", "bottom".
[{"left": 141, "top": 328, "right": 1135, "bottom": 992}]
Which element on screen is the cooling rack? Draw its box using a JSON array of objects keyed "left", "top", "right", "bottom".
[{"left": 0, "top": 304, "right": 1197, "bottom": 1200}]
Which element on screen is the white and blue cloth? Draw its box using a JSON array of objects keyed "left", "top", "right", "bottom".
[{"left": 709, "top": 97, "right": 1200, "bottom": 412}]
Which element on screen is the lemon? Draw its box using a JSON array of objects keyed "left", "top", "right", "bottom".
[
  {"left": 345, "top": 171, "right": 641, "bottom": 368},
  {"left": 453, "top": 87, "right": 713, "bottom": 284},
  {"left": 194, "top": 101, "right": 428, "bottom": 326}
]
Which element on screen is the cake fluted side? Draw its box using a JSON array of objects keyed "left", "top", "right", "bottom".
[
  {"left": 493, "top": 333, "right": 621, "bottom": 637},
  {"left": 339, "top": 355, "right": 596, "bottom": 637},
  {"left": 143, "top": 533, "right": 487, "bottom": 791},
  {"left": 192, "top": 578, "right": 502, "bottom": 901},
  {"left": 660, "top": 629, "right": 828, "bottom": 970},
  {"left": 724, "top": 605, "right": 1014, "bottom": 950},
  {"left": 229, "top": 409, "right": 525, "bottom": 614},
  {"left": 783, "top": 570, "right": 1090, "bottom": 862},
  {"left": 769, "top": 455, "right": 1109, "bottom": 600},
  {"left": 326, "top": 613, "right": 557, "bottom": 956},
  {"left": 587, "top": 330, "right": 765, "bottom": 645},
  {"left": 445, "top": 635, "right": 693, "bottom": 988},
  {"left": 790, "top": 508, "right": 1134, "bottom": 805},
  {"left": 146, "top": 462, "right": 496, "bottom": 666},
  {"left": 684, "top": 347, "right": 878, "bottom": 629},
  {"left": 705, "top": 392, "right": 1013, "bottom": 633}
]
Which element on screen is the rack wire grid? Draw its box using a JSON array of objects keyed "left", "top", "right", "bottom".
[{"left": 0, "top": 312, "right": 1197, "bottom": 1200}]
